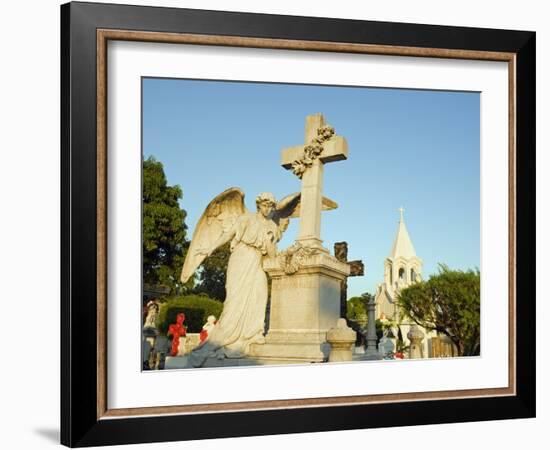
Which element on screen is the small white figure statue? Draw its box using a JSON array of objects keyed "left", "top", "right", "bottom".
[
  {"left": 143, "top": 299, "right": 159, "bottom": 329},
  {"left": 200, "top": 315, "right": 217, "bottom": 343}
]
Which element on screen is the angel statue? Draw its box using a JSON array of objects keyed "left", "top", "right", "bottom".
[{"left": 180, "top": 188, "right": 300, "bottom": 367}]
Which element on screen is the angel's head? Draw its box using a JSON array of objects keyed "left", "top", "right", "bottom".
[{"left": 255, "top": 192, "right": 276, "bottom": 218}]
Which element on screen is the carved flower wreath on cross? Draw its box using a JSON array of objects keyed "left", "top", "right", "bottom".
[{"left": 291, "top": 125, "right": 335, "bottom": 178}]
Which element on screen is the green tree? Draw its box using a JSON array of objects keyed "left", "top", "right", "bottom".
[
  {"left": 195, "top": 242, "right": 231, "bottom": 301},
  {"left": 143, "top": 156, "right": 189, "bottom": 293},
  {"left": 397, "top": 265, "right": 480, "bottom": 356},
  {"left": 346, "top": 292, "right": 374, "bottom": 322}
]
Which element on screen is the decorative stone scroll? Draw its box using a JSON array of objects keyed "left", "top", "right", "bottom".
[{"left": 278, "top": 242, "right": 320, "bottom": 274}]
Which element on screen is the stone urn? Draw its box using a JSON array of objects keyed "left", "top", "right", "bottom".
[
  {"left": 407, "top": 324, "right": 425, "bottom": 359},
  {"left": 326, "top": 318, "right": 357, "bottom": 362}
]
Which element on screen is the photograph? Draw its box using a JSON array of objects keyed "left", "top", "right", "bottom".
[
  {"left": 140, "top": 78, "right": 481, "bottom": 370},
  {"left": 56, "top": 1, "right": 536, "bottom": 445}
]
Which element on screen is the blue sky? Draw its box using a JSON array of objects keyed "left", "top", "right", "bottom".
[{"left": 142, "top": 78, "right": 480, "bottom": 297}]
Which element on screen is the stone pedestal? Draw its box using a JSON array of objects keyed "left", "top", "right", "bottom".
[
  {"left": 249, "top": 250, "right": 350, "bottom": 363},
  {"left": 142, "top": 326, "right": 159, "bottom": 365},
  {"left": 164, "top": 355, "right": 189, "bottom": 369},
  {"left": 172, "top": 333, "right": 202, "bottom": 356},
  {"left": 400, "top": 323, "right": 436, "bottom": 358},
  {"left": 364, "top": 297, "right": 381, "bottom": 360},
  {"left": 407, "top": 324, "right": 425, "bottom": 359},
  {"left": 327, "top": 318, "right": 357, "bottom": 362}
]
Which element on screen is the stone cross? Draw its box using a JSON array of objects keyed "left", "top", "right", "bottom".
[
  {"left": 281, "top": 114, "right": 348, "bottom": 249},
  {"left": 334, "top": 241, "right": 364, "bottom": 318}
]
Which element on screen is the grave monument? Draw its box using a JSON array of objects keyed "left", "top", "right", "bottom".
[
  {"left": 250, "top": 113, "right": 350, "bottom": 363},
  {"left": 179, "top": 113, "right": 350, "bottom": 367}
]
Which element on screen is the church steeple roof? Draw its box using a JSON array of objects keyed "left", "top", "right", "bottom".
[{"left": 389, "top": 207, "right": 417, "bottom": 259}]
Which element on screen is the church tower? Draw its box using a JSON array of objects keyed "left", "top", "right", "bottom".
[{"left": 375, "top": 207, "right": 423, "bottom": 321}]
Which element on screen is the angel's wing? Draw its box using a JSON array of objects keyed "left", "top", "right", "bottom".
[
  {"left": 273, "top": 192, "right": 301, "bottom": 223},
  {"left": 273, "top": 192, "right": 338, "bottom": 222},
  {"left": 180, "top": 188, "right": 245, "bottom": 283}
]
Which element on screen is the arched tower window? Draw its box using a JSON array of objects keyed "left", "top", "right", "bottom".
[
  {"left": 411, "top": 268, "right": 416, "bottom": 282},
  {"left": 388, "top": 262, "right": 393, "bottom": 284},
  {"left": 398, "top": 267, "right": 405, "bottom": 281}
]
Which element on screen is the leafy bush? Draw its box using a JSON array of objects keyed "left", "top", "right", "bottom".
[{"left": 157, "top": 294, "right": 223, "bottom": 334}]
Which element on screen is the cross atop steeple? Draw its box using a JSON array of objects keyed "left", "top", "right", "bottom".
[
  {"left": 398, "top": 206, "right": 405, "bottom": 223},
  {"left": 390, "top": 206, "right": 416, "bottom": 259}
]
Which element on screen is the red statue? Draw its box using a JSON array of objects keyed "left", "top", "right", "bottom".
[{"left": 167, "top": 312, "right": 187, "bottom": 357}]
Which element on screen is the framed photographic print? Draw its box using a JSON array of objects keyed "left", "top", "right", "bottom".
[{"left": 60, "top": 1, "right": 536, "bottom": 447}]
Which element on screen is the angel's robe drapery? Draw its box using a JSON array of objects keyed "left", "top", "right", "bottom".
[{"left": 189, "top": 212, "right": 281, "bottom": 367}]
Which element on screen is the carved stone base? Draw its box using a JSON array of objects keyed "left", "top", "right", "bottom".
[
  {"left": 249, "top": 249, "right": 350, "bottom": 363},
  {"left": 249, "top": 330, "right": 330, "bottom": 363},
  {"left": 164, "top": 355, "right": 189, "bottom": 369}
]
